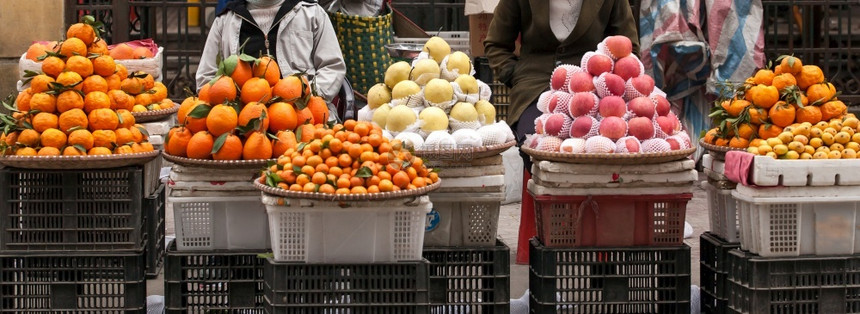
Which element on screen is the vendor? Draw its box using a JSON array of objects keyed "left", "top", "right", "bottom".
[
  {"left": 484, "top": 0, "right": 640, "bottom": 264},
  {"left": 196, "top": 0, "right": 346, "bottom": 103}
]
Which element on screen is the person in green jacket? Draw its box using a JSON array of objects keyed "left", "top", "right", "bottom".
[{"left": 484, "top": 0, "right": 640, "bottom": 264}]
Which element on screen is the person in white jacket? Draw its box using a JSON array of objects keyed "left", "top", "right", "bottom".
[{"left": 196, "top": 0, "right": 346, "bottom": 105}]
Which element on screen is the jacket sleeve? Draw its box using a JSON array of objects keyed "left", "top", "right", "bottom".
[
  {"left": 196, "top": 16, "right": 225, "bottom": 91},
  {"left": 483, "top": 0, "right": 520, "bottom": 88},
  {"left": 311, "top": 6, "right": 346, "bottom": 102},
  {"left": 607, "top": 0, "right": 640, "bottom": 56}
]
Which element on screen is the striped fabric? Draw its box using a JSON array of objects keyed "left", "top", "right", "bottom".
[{"left": 638, "top": 0, "right": 765, "bottom": 160}]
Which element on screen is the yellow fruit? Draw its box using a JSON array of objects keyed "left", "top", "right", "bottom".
[
  {"left": 831, "top": 120, "right": 844, "bottom": 130},
  {"left": 809, "top": 137, "right": 823, "bottom": 148},
  {"left": 757, "top": 144, "right": 773, "bottom": 154},
  {"left": 793, "top": 135, "right": 809, "bottom": 145},
  {"left": 843, "top": 148, "right": 857, "bottom": 159},
  {"left": 843, "top": 117, "right": 860, "bottom": 129},
  {"left": 747, "top": 147, "right": 760, "bottom": 154},
  {"left": 791, "top": 125, "right": 811, "bottom": 137},
  {"left": 835, "top": 132, "right": 851, "bottom": 144},
  {"left": 829, "top": 150, "right": 842, "bottom": 159},
  {"left": 822, "top": 133, "right": 835, "bottom": 145},
  {"left": 841, "top": 127, "right": 855, "bottom": 137},
  {"left": 783, "top": 151, "right": 800, "bottom": 159},
  {"left": 766, "top": 138, "right": 783, "bottom": 147},
  {"left": 800, "top": 152, "right": 813, "bottom": 159},
  {"left": 773, "top": 144, "right": 789, "bottom": 155},
  {"left": 766, "top": 152, "right": 778, "bottom": 159},
  {"left": 787, "top": 141, "right": 805, "bottom": 153},
  {"left": 815, "top": 121, "right": 830, "bottom": 131},
  {"left": 778, "top": 132, "right": 794, "bottom": 144},
  {"left": 810, "top": 128, "right": 823, "bottom": 138},
  {"left": 847, "top": 142, "right": 860, "bottom": 152},
  {"left": 804, "top": 145, "right": 815, "bottom": 155},
  {"left": 831, "top": 143, "right": 845, "bottom": 152},
  {"left": 853, "top": 133, "right": 860, "bottom": 143},
  {"left": 817, "top": 146, "right": 831, "bottom": 154},
  {"left": 813, "top": 151, "right": 829, "bottom": 159}
]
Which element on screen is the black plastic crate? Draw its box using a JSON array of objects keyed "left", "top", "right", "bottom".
[
  {"left": 145, "top": 183, "right": 166, "bottom": 278},
  {"left": 474, "top": 57, "right": 511, "bottom": 122},
  {"left": 423, "top": 239, "right": 510, "bottom": 314},
  {"left": 264, "top": 259, "right": 430, "bottom": 313},
  {"left": 762, "top": 0, "right": 860, "bottom": 106},
  {"left": 0, "top": 166, "right": 145, "bottom": 251},
  {"left": 0, "top": 246, "right": 146, "bottom": 313},
  {"left": 700, "top": 232, "right": 740, "bottom": 314},
  {"left": 164, "top": 241, "right": 267, "bottom": 313},
  {"left": 726, "top": 249, "right": 860, "bottom": 314},
  {"left": 529, "top": 238, "right": 691, "bottom": 314}
]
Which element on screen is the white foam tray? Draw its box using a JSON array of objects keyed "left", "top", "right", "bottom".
[
  {"left": 527, "top": 179, "right": 692, "bottom": 196},
  {"left": 438, "top": 164, "right": 505, "bottom": 177},
  {"left": 169, "top": 166, "right": 261, "bottom": 182},
  {"left": 532, "top": 166, "right": 697, "bottom": 188}
]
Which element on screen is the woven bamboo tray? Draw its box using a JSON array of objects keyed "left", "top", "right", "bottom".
[
  {"left": 255, "top": 179, "right": 441, "bottom": 201},
  {"left": 162, "top": 152, "right": 273, "bottom": 169},
  {"left": 522, "top": 146, "right": 696, "bottom": 164},
  {"left": 413, "top": 140, "right": 515, "bottom": 162},
  {"left": 0, "top": 150, "right": 159, "bottom": 169},
  {"left": 131, "top": 105, "right": 179, "bottom": 123},
  {"left": 699, "top": 139, "right": 744, "bottom": 161}
]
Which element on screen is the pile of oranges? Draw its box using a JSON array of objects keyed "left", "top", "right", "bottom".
[
  {"left": 0, "top": 16, "right": 157, "bottom": 156},
  {"left": 260, "top": 120, "right": 439, "bottom": 195},
  {"left": 704, "top": 56, "right": 848, "bottom": 149},
  {"left": 165, "top": 54, "right": 329, "bottom": 161}
]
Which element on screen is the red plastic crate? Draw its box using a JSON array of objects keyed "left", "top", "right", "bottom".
[{"left": 530, "top": 193, "right": 691, "bottom": 247}]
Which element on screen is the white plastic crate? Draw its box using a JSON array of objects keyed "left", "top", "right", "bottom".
[
  {"left": 749, "top": 155, "right": 860, "bottom": 186},
  {"left": 169, "top": 166, "right": 261, "bottom": 182},
  {"left": 533, "top": 159, "right": 695, "bottom": 175},
  {"left": 144, "top": 155, "right": 162, "bottom": 196},
  {"left": 425, "top": 191, "right": 505, "bottom": 247},
  {"left": 394, "top": 31, "right": 470, "bottom": 55},
  {"left": 733, "top": 184, "right": 860, "bottom": 257},
  {"left": 702, "top": 180, "right": 739, "bottom": 243},
  {"left": 527, "top": 179, "right": 692, "bottom": 196},
  {"left": 702, "top": 154, "right": 729, "bottom": 182},
  {"left": 532, "top": 166, "right": 698, "bottom": 189},
  {"left": 169, "top": 195, "right": 271, "bottom": 251},
  {"left": 262, "top": 194, "right": 431, "bottom": 263}
]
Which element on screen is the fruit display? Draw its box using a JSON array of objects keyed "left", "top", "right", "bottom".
[
  {"left": 259, "top": 120, "right": 438, "bottom": 194},
  {"left": 165, "top": 53, "right": 330, "bottom": 161},
  {"left": 0, "top": 17, "right": 159, "bottom": 157},
  {"left": 703, "top": 55, "right": 848, "bottom": 152},
  {"left": 745, "top": 115, "right": 860, "bottom": 159},
  {"left": 358, "top": 36, "right": 515, "bottom": 150},
  {"left": 527, "top": 36, "right": 690, "bottom": 154}
]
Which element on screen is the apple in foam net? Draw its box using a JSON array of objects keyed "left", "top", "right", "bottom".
[
  {"left": 586, "top": 53, "right": 613, "bottom": 76},
  {"left": 598, "top": 116, "right": 627, "bottom": 141},
  {"left": 551, "top": 66, "right": 570, "bottom": 91},
  {"left": 613, "top": 55, "right": 642, "bottom": 81},
  {"left": 598, "top": 96, "right": 626, "bottom": 117},
  {"left": 548, "top": 92, "right": 568, "bottom": 113},
  {"left": 630, "top": 75, "right": 655, "bottom": 96},
  {"left": 600, "top": 73, "right": 626, "bottom": 97},
  {"left": 604, "top": 35, "right": 633, "bottom": 59},
  {"left": 543, "top": 113, "right": 568, "bottom": 137},
  {"left": 568, "top": 92, "right": 596, "bottom": 117},
  {"left": 656, "top": 114, "right": 680, "bottom": 136},
  {"left": 654, "top": 95, "right": 671, "bottom": 116},
  {"left": 570, "top": 115, "right": 596, "bottom": 138},
  {"left": 627, "top": 117, "right": 654, "bottom": 141},
  {"left": 567, "top": 72, "right": 595, "bottom": 93},
  {"left": 666, "top": 137, "right": 683, "bottom": 150},
  {"left": 628, "top": 96, "right": 656, "bottom": 118},
  {"left": 618, "top": 137, "right": 640, "bottom": 153}
]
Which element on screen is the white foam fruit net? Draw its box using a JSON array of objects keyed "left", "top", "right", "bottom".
[
  {"left": 615, "top": 136, "right": 641, "bottom": 153},
  {"left": 439, "top": 54, "right": 476, "bottom": 81},
  {"left": 477, "top": 124, "right": 507, "bottom": 146},
  {"left": 585, "top": 136, "right": 616, "bottom": 153},
  {"left": 549, "top": 92, "right": 573, "bottom": 114},
  {"left": 570, "top": 115, "right": 601, "bottom": 139},
  {"left": 536, "top": 136, "right": 562, "bottom": 152},
  {"left": 560, "top": 138, "right": 586, "bottom": 153},
  {"left": 395, "top": 132, "right": 425, "bottom": 150},
  {"left": 667, "top": 135, "right": 691, "bottom": 150},
  {"left": 537, "top": 91, "right": 554, "bottom": 113},
  {"left": 652, "top": 114, "right": 671, "bottom": 139},
  {"left": 594, "top": 73, "right": 624, "bottom": 98},
  {"left": 452, "top": 79, "right": 493, "bottom": 103},
  {"left": 580, "top": 51, "right": 614, "bottom": 74},
  {"left": 422, "top": 84, "right": 457, "bottom": 111},
  {"left": 451, "top": 128, "right": 483, "bottom": 148},
  {"left": 524, "top": 134, "right": 542, "bottom": 149},
  {"left": 550, "top": 64, "right": 580, "bottom": 92},
  {"left": 494, "top": 121, "right": 516, "bottom": 142},
  {"left": 534, "top": 114, "right": 550, "bottom": 134},
  {"left": 596, "top": 41, "right": 622, "bottom": 60},
  {"left": 545, "top": 113, "right": 573, "bottom": 139},
  {"left": 641, "top": 138, "right": 671, "bottom": 153},
  {"left": 423, "top": 130, "right": 457, "bottom": 150},
  {"left": 566, "top": 72, "right": 595, "bottom": 93},
  {"left": 650, "top": 86, "right": 668, "bottom": 99},
  {"left": 624, "top": 76, "right": 652, "bottom": 101},
  {"left": 567, "top": 92, "right": 600, "bottom": 117},
  {"left": 599, "top": 117, "right": 628, "bottom": 141},
  {"left": 357, "top": 105, "right": 374, "bottom": 122},
  {"left": 449, "top": 116, "right": 482, "bottom": 131}
]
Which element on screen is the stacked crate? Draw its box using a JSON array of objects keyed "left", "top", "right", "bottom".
[
  {"left": 722, "top": 155, "right": 860, "bottom": 313},
  {"left": 0, "top": 160, "right": 164, "bottom": 312},
  {"left": 700, "top": 153, "right": 741, "bottom": 314},
  {"left": 527, "top": 159, "right": 696, "bottom": 313},
  {"left": 164, "top": 165, "right": 270, "bottom": 312}
]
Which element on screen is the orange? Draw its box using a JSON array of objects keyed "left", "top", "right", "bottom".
[
  {"left": 350, "top": 186, "right": 368, "bottom": 194},
  {"left": 296, "top": 107, "right": 314, "bottom": 125},
  {"left": 132, "top": 46, "right": 154, "bottom": 59},
  {"left": 115, "top": 64, "right": 129, "bottom": 80},
  {"left": 411, "top": 177, "right": 426, "bottom": 188},
  {"left": 37, "top": 147, "right": 61, "bottom": 156},
  {"left": 230, "top": 60, "right": 254, "bottom": 88},
  {"left": 807, "top": 83, "right": 836, "bottom": 105},
  {"left": 349, "top": 176, "right": 364, "bottom": 188},
  {"left": 187, "top": 131, "right": 215, "bottom": 159},
  {"left": 29, "top": 92, "right": 57, "bottom": 113},
  {"left": 748, "top": 107, "right": 768, "bottom": 125},
  {"left": 84, "top": 91, "right": 112, "bottom": 113},
  {"left": 29, "top": 74, "right": 54, "bottom": 93},
  {"left": 88, "top": 39, "right": 108, "bottom": 56},
  {"left": 723, "top": 99, "right": 750, "bottom": 117},
  {"left": 17, "top": 129, "right": 40, "bottom": 147},
  {"left": 206, "top": 104, "right": 239, "bottom": 136},
  {"left": 111, "top": 43, "right": 136, "bottom": 60},
  {"left": 56, "top": 71, "right": 84, "bottom": 91},
  {"left": 116, "top": 109, "right": 136, "bottom": 128},
  {"left": 393, "top": 171, "right": 410, "bottom": 188},
  {"left": 253, "top": 56, "right": 281, "bottom": 86},
  {"left": 306, "top": 96, "right": 329, "bottom": 124},
  {"left": 213, "top": 134, "right": 244, "bottom": 160},
  {"left": 272, "top": 130, "right": 297, "bottom": 157},
  {"left": 41, "top": 56, "right": 65, "bottom": 78},
  {"left": 748, "top": 84, "right": 779, "bottom": 109},
  {"left": 298, "top": 124, "right": 315, "bottom": 142},
  {"left": 208, "top": 76, "right": 238, "bottom": 105},
  {"left": 130, "top": 124, "right": 146, "bottom": 143},
  {"left": 92, "top": 129, "right": 116, "bottom": 148},
  {"left": 15, "top": 89, "right": 32, "bottom": 112},
  {"left": 25, "top": 43, "right": 49, "bottom": 61},
  {"left": 272, "top": 75, "right": 310, "bottom": 102},
  {"left": 777, "top": 56, "right": 803, "bottom": 75},
  {"left": 165, "top": 127, "right": 192, "bottom": 157},
  {"left": 752, "top": 69, "right": 774, "bottom": 86},
  {"left": 311, "top": 172, "right": 327, "bottom": 185},
  {"left": 238, "top": 102, "right": 270, "bottom": 133},
  {"left": 67, "top": 23, "right": 96, "bottom": 45},
  {"left": 240, "top": 77, "right": 272, "bottom": 104},
  {"left": 108, "top": 90, "right": 135, "bottom": 111},
  {"left": 768, "top": 101, "right": 796, "bottom": 127},
  {"left": 15, "top": 147, "right": 38, "bottom": 156},
  {"left": 267, "top": 102, "right": 297, "bottom": 133},
  {"left": 32, "top": 112, "right": 59, "bottom": 133},
  {"left": 65, "top": 55, "right": 93, "bottom": 78},
  {"left": 56, "top": 90, "right": 85, "bottom": 113},
  {"left": 58, "top": 109, "right": 88, "bottom": 133},
  {"left": 88, "top": 147, "right": 112, "bottom": 155},
  {"left": 736, "top": 123, "right": 756, "bottom": 140},
  {"left": 40, "top": 128, "right": 67, "bottom": 148},
  {"left": 87, "top": 108, "right": 119, "bottom": 131},
  {"left": 197, "top": 83, "right": 210, "bottom": 103},
  {"left": 59, "top": 38, "right": 87, "bottom": 58},
  {"left": 796, "top": 65, "right": 824, "bottom": 90},
  {"left": 728, "top": 137, "right": 750, "bottom": 149},
  {"left": 121, "top": 77, "right": 146, "bottom": 95},
  {"left": 139, "top": 73, "right": 155, "bottom": 90},
  {"left": 243, "top": 131, "right": 273, "bottom": 160},
  {"left": 184, "top": 102, "right": 210, "bottom": 133},
  {"left": 115, "top": 145, "right": 135, "bottom": 155},
  {"left": 81, "top": 75, "right": 109, "bottom": 94},
  {"left": 68, "top": 129, "right": 94, "bottom": 150},
  {"left": 63, "top": 146, "right": 84, "bottom": 155},
  {"left": 105, "top": 74, "right": 122, "bottom": 91},
  {"left": 318, "top": 184, "right": 335, "bottom": 194},
  {"left": 795, "top": 105, "right": 822, "bottom": 124},
  {"left": 821, "top": 100, "right": 847, "bottom": 121},
  {"left": 771, "top": 73, "right": 796, "bottom": 92},
  {"left": 115, "top": 128, "right": 136, "bottom": 146},
  {"left": 151, "top": 82, "right": 168, "bottom": 102}
]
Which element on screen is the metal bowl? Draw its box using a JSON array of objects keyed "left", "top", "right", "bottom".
[{"left": 385, "top": 43, "right": 423, "bottom": 59}]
